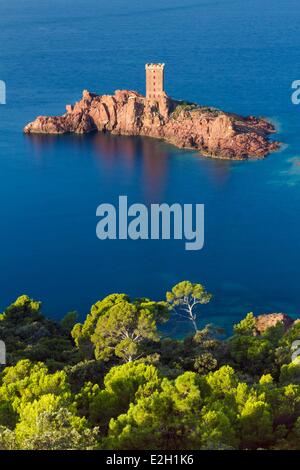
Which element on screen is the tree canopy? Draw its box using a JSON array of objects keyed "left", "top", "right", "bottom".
[{"left": 0, "top": 289, "right": 299, "bottom": 450}]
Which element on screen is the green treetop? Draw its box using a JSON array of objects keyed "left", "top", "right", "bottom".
[{"left": 166, "top": 281, "right": 212, "bottom": 332}]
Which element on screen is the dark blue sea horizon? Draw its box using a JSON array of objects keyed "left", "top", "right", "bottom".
[{"left": 0, "top": 0, "right": 300, "bottom": 334}]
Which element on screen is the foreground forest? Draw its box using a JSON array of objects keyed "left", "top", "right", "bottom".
[{"left": 0, "top": 281, "right": 300, "bottom": 450}]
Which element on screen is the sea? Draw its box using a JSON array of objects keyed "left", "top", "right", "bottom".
[{"left": 0, "top": 0, "right": 300, "bottom": 334}]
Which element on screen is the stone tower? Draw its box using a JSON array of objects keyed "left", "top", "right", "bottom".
[{"left": 145, "top": 63, "right": 165, "bottom": 100}]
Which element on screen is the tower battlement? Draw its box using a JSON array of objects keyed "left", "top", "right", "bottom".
[
  {"left": 145, "top": 63, "right": 165, "bottom": 69},
  {"left": 145, "top": 63, "right": 165, "bottom": 100}
]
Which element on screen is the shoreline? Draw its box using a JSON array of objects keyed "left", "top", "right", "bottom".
[{"left": 24, "top": 89, "right": 281, "bottom": 161}]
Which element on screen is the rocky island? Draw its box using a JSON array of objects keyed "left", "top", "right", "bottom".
[{"left": 24, "top": 64, "right": 280, "bottom": 160}]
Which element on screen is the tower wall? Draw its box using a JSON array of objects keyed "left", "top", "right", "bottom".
[{"left": 145, "top": 63, "right": 165, "bottom": 100}]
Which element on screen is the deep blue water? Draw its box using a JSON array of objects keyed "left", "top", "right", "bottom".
[{"left": 0, "top": 0, "right": 300, "bottom": 334}]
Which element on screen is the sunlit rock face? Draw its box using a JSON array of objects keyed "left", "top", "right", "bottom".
[{"left": 254, "top": 313, "right": 295, "bottom": 335}]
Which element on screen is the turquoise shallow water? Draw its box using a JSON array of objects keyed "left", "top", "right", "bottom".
[{"left": 0, "top": 0, "right": 300, "bottom": 334}]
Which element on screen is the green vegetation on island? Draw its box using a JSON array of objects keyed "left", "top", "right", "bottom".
[
  {"left": 170, "top": 100, "right": 223, "bottom": 120},
  {"left": 0, "top": 281, "right": 300, "bottom": 450}
]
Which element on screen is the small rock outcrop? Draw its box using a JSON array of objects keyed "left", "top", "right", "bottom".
[
  {"left": 255, "top": 313, "right": 295, "bottom": 335},
  {"left": 24, "top": 89, "right": 280, "bottom": 160}
]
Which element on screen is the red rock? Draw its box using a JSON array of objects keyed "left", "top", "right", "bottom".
[
  {"left": 23, "top": 90, "right": 280, "bottom": 160},
  {"left": 255, "top": 313, "right": 294, "bottom": 334}
]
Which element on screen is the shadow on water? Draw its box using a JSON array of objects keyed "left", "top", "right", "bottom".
[
  {"left": 25, "top": 132, "right": 176, "bottom": 200},
  {"left": 25, "top": 131, "right": 236, "bottom": 190}
]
